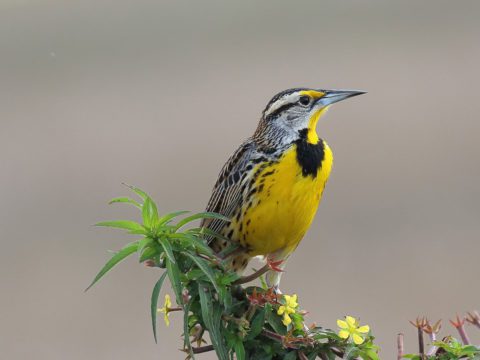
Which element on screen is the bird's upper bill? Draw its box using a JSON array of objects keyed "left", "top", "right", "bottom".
[{"left": 313, "top": 89, "right": 366, "bottom": 107}]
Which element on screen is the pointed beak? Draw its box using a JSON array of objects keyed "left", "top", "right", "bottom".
[{"left": 317, "top": 89, "right": 366, "bottom": 107}]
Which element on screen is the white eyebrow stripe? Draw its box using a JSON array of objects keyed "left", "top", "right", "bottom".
[{"left": 264, "top": 93, "right": 300, "bottom": 117}]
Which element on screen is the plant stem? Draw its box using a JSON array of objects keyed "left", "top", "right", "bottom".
[
  {"left": 167, "top": 307, "right": 183, "bottom": 312},
  {"left": 456, "top": 322, "right": 471, "bottom": 345},
  {"left": 261, "top": 329, "right": 284, "bottom": 341},
  {"left": 397, "top": 333, "right": 404, "bottom": 360},
  {"left": 192, "top": 345, "right": 214, "bottom": 354},
  {"left": 417, "top": 326, "right": 425, "bottom": 359},
  {"left": 233, "top": 264, "right": 269, "bottom": 285}
]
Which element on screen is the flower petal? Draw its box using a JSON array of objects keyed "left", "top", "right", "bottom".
[
  {"left": 337, "top": 319, "right": 348, "bottom": 329},
  {"left": 346, "top": 316, "right": 356, "bottom": 327},
  {"left": 164, "top": 294, "right": 171, "bottom": 308},
  {"left": 277, "top": 306, "right": 285, "bottom": 315},
  {"left": 286, "top": 307, "right": 296, "bottom": 315},
  {"left": 352, "top": 333, "right": 364, "bottom": 345},
  {"left": 282, "top": 314, "right": 292, "bottom": 326},
  {"left": 338, "top": 330, "right": 350, "bottom": 339},
  {"left": 357, "top": 325, "right": 370, "bottom": 333},
  {"left": 164, "top": 313, "right": 170, "bottom": 327},
  {"left": 290, "top": 294, "right": 298, "bottom": 307}
]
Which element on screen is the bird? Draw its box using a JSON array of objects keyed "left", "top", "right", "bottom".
[{"left": 202, "top": 88, "right": 365, "bottom": 290}]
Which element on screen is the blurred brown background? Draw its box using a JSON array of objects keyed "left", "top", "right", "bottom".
[{"left": 1, "top": 0, "right": 479, "bottom": 359}]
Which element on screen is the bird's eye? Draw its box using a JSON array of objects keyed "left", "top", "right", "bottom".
[{"left": 299, "top": 95, "right": 311, "bottom": 106}]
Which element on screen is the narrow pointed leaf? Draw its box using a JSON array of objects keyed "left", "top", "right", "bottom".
[
  {"left": 95, "top": 220, "right": 144, "bottom": 232},
  {"left": 150, "top": 272, "right": 168, "bottom": 343},
  {"left": 142, "top": 197, "right": 159, "bottom": 228},
  {"left": 198, "top": 284, "right": 228, "bottom": 360},
  {"left": 86, "top": 242, "right": 139, "bottom": 291},
  {"left": 183, "top": 300, "right": 194, "bottom": 359},
  {"left": 166, "top": 258, "right": 183, "bottom": 305},
  {"left": 218, "top": 242, "right": 241, "bottom": 259},
  {"left": 108, "top": 197, "right": 141, "bottom": 209},
  {"left": 123, "top": 183, "right": 148, "bottom": 200},
  {"left": 183, "top": 252, "right": 221, "bottom": 296},
  {"left": 176, "top": 212, "right": 230, "bottom": 230},
  {"left": 234, "top": 340, "right": 245, "bottom": 360},
  {"left": 158, "top": 237, "right": 175, "bottom": 264},
  {"left": 188, "top": 227, "right": 233, "bottom": 243},
  {"left": 169, "top": 233, "right": 214, "bottom": 256},
  {"left": 158, "top": 210, "right": 190, "bottom": 225},
  {"left": 139, "top": 246, "right": 157, "bottom": 263},
  {"left": 138, "top": 237, "right": 153, "bottom": 255}
]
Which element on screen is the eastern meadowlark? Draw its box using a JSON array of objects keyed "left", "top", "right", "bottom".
[{"left": 202, "top": 88, "right": 365, "bottom": 289}]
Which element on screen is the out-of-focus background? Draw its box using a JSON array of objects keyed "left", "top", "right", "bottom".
[{"left": 1, "top": 0, "right": 479, "bottom": 359}]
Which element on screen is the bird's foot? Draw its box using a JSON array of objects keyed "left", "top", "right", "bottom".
[{"left": 266, "top": 256, "right": 285, "bottom": 273}]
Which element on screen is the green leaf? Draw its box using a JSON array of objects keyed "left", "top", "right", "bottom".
[
  {"left": 86, "top": 241, "right": 139, "bottom": 291},
  {"left": 139, "top": 246, "right": 157, "bottom": 263},
  {"left": 166, "top": 258, "right": 183, "bottom": 305},
  {"left": 142, "top": 197, "right": 159, "bottom": 228},
  {"left": 218, "top": 272, "right": 240, "bottom": 286},
  {"left": 264, "top": 303, "right": 287, "bottom": 335},
  {"left": 218, "top": 243, "right": 241, "bottom": 259},
  {"left": 259, "top": 274, "right": 268, "bottom": 290},
  {"left": 169, "top": 233, "right": 214, "bottom": 256},
  {"left": 108, "top": 197, "right": 141, "bottom": 209},
  {"left": 364, "top": 349, "right": 380, "bottom": 360},
  {"left": 95, "top": 220, "right": 144, "bottom": 233},
  {"left": 176, "top": 212, "right": 230, "bottom": 230},
  {"left": 234, "top": 340, "right": 245, "bottom": 360},
  {"left": 290, "top": 312, "right": 304, "bottom": 331},
  {"left": 343, "top": 344, "right": 358, "bottom": 360},
  {"left": 188, "top": 227, "right": 232, "bottom": 243},
  {"left": 158, "top": 237, "right": 175, "bottom": 264},
  {"left": 198, "top": 284, "right": 229, "bottom": 360},
  {"left": 283, "top": 351, "right": 297, "bottom": 360},
  {"left": 183, "top": 300, "right": 194, "bottom": 359},
  {"left": 461, "top": 346, "right": 480, "bottom": 353},
  {"left": 158, "top": 210, "right": 190, "bottom": 225},
  {"left": 123, "top": 183, "right": 148, "bottom": 200},
  {"left": 138, "top": 237, "right": 152, "bottom": 254},
  {"left": 150, "top": 272, "right": 168, "bottom": 343},
  {"left": 183, "top": 252, "right": 222, "bottom": 298},
  {"left": 246, "top": 306, "right": 266, "bottom": 340}
]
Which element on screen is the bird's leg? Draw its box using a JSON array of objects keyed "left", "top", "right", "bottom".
[
  {"left": 265, "top": 256, "right": 286, "bottom": 294},
  {"left": 265, "top": 252, "right": 289, "bottom": 292}
]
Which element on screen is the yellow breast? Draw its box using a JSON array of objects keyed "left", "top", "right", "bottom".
[{"left": 239, "top": 141, "right": 333, "bottom": 256}]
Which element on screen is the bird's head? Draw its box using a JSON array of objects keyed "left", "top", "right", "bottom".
[{"left": 255, "top": 88, "right": 365, "bottom": 147}]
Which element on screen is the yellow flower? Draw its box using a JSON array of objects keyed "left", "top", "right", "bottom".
[
  {"left": 157, "top": 294, "right": 172, "bottom": 326},
  {"left": 277, "top": 294, "right": 299, "bottom": 326},
  {"left": 337, "top": 315, "right": 370, "bottom": 345}
]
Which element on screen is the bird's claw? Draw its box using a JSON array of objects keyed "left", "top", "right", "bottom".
[{"left": 266, "top": 257, "right": 285, "bottom": 273}]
